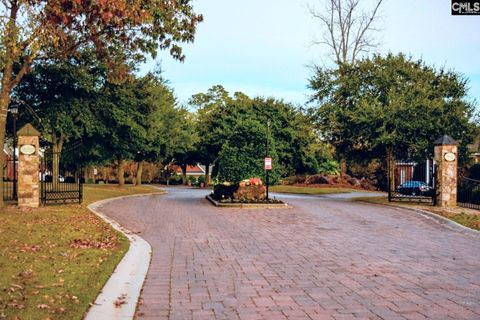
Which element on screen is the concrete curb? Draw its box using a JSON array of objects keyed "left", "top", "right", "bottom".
[
  {"left": 355, "top": 199, "right": 480, "bottom": 238},
  {"left": 84, "top": 192, "right": 164, "bottom": 320}
]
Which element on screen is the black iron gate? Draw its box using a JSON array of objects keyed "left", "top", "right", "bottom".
[
  {"left": 2, "top": 158, "right": 17, "bottom": 203},
  {"left": 40, "top": 150, "right": 83, "bottom": 205},
  {"left": 458, "top": 175, "right": 480, "bottom": 210},
  {"left": 388, "top": 160, "right": 436, "bottom": 204}
]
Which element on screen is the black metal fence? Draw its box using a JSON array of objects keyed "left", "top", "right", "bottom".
[
  {"left": 388, "top": 160, "right": 436, "bottom": 205},
  {"left": 458, "top": 176, "right": 480, "bottom": 210},
  {"left": 2, "top": 158, "right": 17, "bottom": 203},
  {"left": 40, "top": 180, "right": 83, "bottom": 205},
  {"left": 40, "top": 151, "right": 83, "bottom": 205}
]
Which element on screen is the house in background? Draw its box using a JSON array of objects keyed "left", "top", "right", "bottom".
[
  {"left": 468, "top": 136, "right": 480, "bottom": 164},
  {"left": 174, "top": 164, "right": 213, "bottom": 178}
]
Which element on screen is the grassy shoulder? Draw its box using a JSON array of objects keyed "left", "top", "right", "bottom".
[
  {"left": 0, "top": 184, "right": 162, "bottom": 320},
  {"left": 353, "top": 196, "right": 480, "bottom": 231},
  {"left": 269, "top": 185, "right": 353, "bottom": 195}
]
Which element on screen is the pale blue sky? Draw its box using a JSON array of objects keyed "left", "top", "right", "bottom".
[{"left": 143, "top": 0, "right": 480, "bottom": 106}]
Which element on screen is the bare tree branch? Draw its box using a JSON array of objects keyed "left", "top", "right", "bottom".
[{"left": 310, "top": 0, "right": 384, "bottom": 65}]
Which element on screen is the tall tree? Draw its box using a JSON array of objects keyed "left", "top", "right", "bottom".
[
  {"left": 309, "top": 0, "right": 385, "bottom": 175},
  {"left": 192, "top": 86, "right": 323, "bottom": 180},
  {"left": 310, "top": 53, "right": 477, "bottom": 189},
  {"left": 0, "top": 0, "right": 202, "bottom": 206},
  {"left": 134, "top": 72, "right": 180, "bottom": 185},
  {"left": 309, "top": 0, "right": 384, "bottom": 65},
  {"left": 190, "top": 85, "right": 233, "bottom": 184},
  {"left": 13, "top": 55, "right": 102, "bottom": 182},
  {"left": 94, "top": 77, "right": 153, "bottom": 186},
  {"left": 170, "top": 110, "right": 199, "bottom": 185},
  {"left": 216, "top": 119, "right": 281, "bottom": 184}
]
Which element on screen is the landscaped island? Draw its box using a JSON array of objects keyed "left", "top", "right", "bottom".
[{"left": 207, "top": 178, "right": 286, "bottom": 207}]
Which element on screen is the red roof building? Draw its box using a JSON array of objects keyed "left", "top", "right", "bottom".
[{"left": 175, "top": 164, "right": 207, "bottom": 176}]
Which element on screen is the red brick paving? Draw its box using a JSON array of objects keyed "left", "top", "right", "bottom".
[{"left": 100, "top": 188, "right": 480, "bottom": 320}]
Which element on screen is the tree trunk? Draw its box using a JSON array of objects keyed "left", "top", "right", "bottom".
[
  {"left": 84, "top": 165, "right": 95, "bottom": 184},
  {"left": 340, "top": 158, "right": 347, "bottom": 177},
  {"left": 103, "top": 167, "right": 108, "bottom": 184},
  {"left": 205, "top": 163, "right": 210, "bottom": 186},
  {"left": 0, "top": 4, "right": 18, "bottom": 209},
  {"left": 181, "top": 164, "right": 187, "bottom": 185},
  {"left": 386, "top": 147, "right": 395, "bottom": 194},
  {"left": 135, "top": 161, "right": 143, "bottom": 186},
  {"left": 52, "top": 135, "right": 64, "bottom": 185},
  {"left": 0, "top": 83, "right": 11, "bottom": 209},
  {"left": 118, "top": 158, "right": 125, "bottom": 186}
]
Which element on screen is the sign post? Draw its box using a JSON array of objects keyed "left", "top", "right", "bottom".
[
  {"left": 265, "top": 118, "right": 272, "bottom": 200},
  {"left": 264, "top": 157, "right": 272, "bottom": 200}
]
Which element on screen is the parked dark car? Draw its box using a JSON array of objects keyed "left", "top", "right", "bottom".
[
  {"left": 64, "top": 176, "right": 76, "bottom": 183},
  {"left": 397, "top": 181, "right": 433, "bottom": 196}
]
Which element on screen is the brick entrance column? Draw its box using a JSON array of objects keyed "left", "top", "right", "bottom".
[
  {"left": 434, "top": 135, "right": 458, "bottom": 208},
  {"left": 17, "top": 123, "right": 41, "bottom": 208}
]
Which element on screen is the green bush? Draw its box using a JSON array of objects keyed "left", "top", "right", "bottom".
[
  {"left": 215, "top": 120, "right": 281, "bottom": 184},
  {"left": 317, "top": 160, "right": 340, "bottom": 175},
  {"left": 169, "top": 174, "right": 182, "bottom": 185},
  {"left": 197, "top": 175, "right": 206, "bottom": 185},
  {"left": 188, "top": 175, "right": 197, "bottom": 185},
  {"left": 213, "top": 183, "right": 239, "bottom": 199}
]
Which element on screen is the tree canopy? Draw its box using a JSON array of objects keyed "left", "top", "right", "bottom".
[
  {"left": 0, "top": 0, "right": 203, "bottom": 206},
  {"left": 216, "top": 119, "right": 281, "bottom": 184},
  {"left": 309, "top": 53, "right": 477, "bottom": 163},
  {"left": 191, "top": 86, "right": 327, "bottom": 182}
]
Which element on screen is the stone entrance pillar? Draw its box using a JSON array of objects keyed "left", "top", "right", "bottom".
[
  {"left": 17, "top": 123, "right": 41, "bottom": 208},
  {"left": 434, "top": 135, "right": 458, "bottom": 208}
]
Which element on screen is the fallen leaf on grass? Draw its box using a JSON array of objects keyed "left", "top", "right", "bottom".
[
  {"left": 8, "top": 302, "right": 25, "bottom": 309},
  {"left": 18, "top": 244, "right": 41, "bottom": 253},
  {"left": 70, "top": 238, "right": 116, "bottom": 249},
  {"left": 10, "top": 284, "right": 23, "bottom": 290},
  {"left": 18, "top": 269, "right": 35, "bottom": 279},
  {"left": 37, "top": 304, "right": 50, "bottom": 309}
]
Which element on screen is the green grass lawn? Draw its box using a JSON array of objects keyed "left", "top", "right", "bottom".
[
  {"left": 353, "top": 196, "right": 480, "bottom": 231},
  {"left": 269, "top": 185, "right": 353, "bottom": 195},
  {"left": 0, "top": 184, "right": 162, "bottom": 320}
]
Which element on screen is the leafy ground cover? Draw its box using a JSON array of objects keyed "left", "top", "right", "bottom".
[
  {"left": 353, "top": 196, "right": 480, "bottom": 231},
  {"left": 269, "top": 185, "right": 352, "bottom": 195},
  {"left": 0, "top": 184, "right": 161, "bottom": 320}
]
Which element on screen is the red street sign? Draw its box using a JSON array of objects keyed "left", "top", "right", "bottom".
[{"left": 264, "top": 157, "right": 272, "bottom": 170}]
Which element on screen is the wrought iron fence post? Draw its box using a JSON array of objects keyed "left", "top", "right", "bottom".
[
  {"left": 79, "top": 181, "right": 83, "bottom": 204},
  {"left": 387, "top": 155, "right": 392, "bottom": 202},
  {"left": 387, "top": 173, "right": 392, "bottom": 202},
  {"left": 12, "top": 111, "right": 17, "bottom": 200}
]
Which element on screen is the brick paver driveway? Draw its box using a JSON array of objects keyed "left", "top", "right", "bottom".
[{"left": 100, "top": 188, "right": 480, "bottom": 320}]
